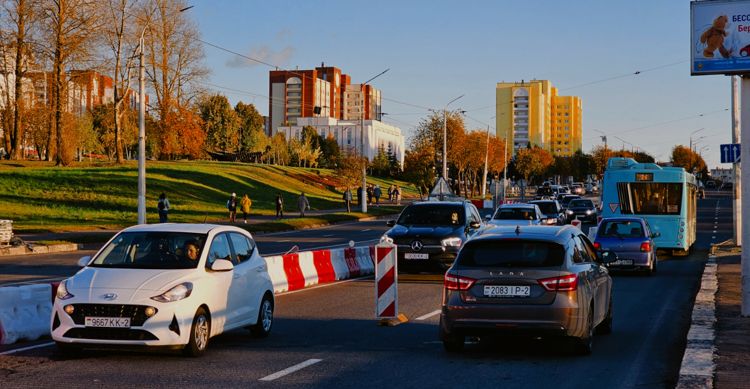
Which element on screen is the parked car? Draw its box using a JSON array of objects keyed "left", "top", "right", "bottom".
[
  {"left": 529, "top": 200, "right": 565, "bottom": 225},
  {"left": 535, "top": 186, "right": 554, "bottom": 200},
  {"left": 487, "top": 203, "right": 545, "bottom": 226},
  {"left": 439, "top": 225, "right": 616, "bottom": 354},
  {"left": 566, "top": 198, "right": 598, "bottom": 223},
  {"left": 594, "top": 217, "right": 659, "bottom": 274},
  {"left": 51, "top": 224, "right": 275, "bottom": 357},
  {"left": 382, "top": 201, "right": 483, "bottom": 272}
]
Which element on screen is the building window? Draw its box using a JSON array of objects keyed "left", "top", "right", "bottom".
[{"left": 347, "top": 129, "right": 352, "bottom": 145}]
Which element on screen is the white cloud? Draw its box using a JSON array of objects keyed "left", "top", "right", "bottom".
[{"left": 225, "top": 46, "right": 295, "bottom": 69}]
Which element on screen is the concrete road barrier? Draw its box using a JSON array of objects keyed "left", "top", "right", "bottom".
[{"left": 0, "top": 284, "right": 52, "bottom": 344}]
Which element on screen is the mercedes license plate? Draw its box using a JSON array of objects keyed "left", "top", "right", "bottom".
[
  {"left": 85, "top": 317, "right": 131, "bottom": 328},
  {"left": 610, "top": 259, "right": 634, "bottom": 266},
  {"left": 483, "top": 285, "right": 530, "bottom": 297},
  {"left": 404, "top": 253, "right": 429, "bottom": 259}
]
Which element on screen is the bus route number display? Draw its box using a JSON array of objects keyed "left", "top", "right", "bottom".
[{"left": 635, "top": 173, "right": 653, "bottom": 182}]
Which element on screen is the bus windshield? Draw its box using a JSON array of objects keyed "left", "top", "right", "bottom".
[{"left": 618, "top": 182, "right": 682, "bottom": 215}]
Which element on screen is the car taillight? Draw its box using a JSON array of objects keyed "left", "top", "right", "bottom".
[
  {"left": 593, "top": 242, "right": 601, "bottom": 251},
  {"left": 444, "top": 273, "right": 475, "bottom": 291},
  {"left": 640, "top": 242, "right": 651, "bottom": 252},
  {"left": 538, "top": 274, "right": 578, "bottom": 292}
]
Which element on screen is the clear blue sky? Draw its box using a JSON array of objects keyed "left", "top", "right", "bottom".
[{"left": 190, "top": 0, "right": 731, "bottom": 169}]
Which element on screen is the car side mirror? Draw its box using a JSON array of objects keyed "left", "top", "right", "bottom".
[
  {"left": 598, "top": 250, "right": 618, "bottom": 264},
  {"left": 77, "top": 256, "right": 91, "bottom": 267},
  {"left": 386, "top": 220, "right": 396, "bottom": 227},
  {"left": 210, "top": 259, "right": 234, "bottom": 272},
  {"left": 652, "top": 232, "right": 661, "bottom": 238},
  {"left": 469, "top": 221, "right": 481, "bottom": 229}
]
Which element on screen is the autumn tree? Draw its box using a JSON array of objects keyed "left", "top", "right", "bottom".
[
  {"left": 412, "top": 110, "right": 466, "bottom": 172},
  {"left": 336, "top": 150, "right": 366, "bottom": 188},
  {"left": 371, "top": 144, "right": 390, "bottom": 176},
  {"left": 671, "top": 145, "right": 707, "bottom": 175},
  {"left": 101, "top": 0, "right": 145, "bottom": 163},
  {"left": 198, "top": 93, "right": 239, "bottom": 153},
  {"left": 318, "top": 134, "right": 340, "bottom": 168},
  {"left": 92, "top": 102, "right": 137, "bottom": 159},
  {"left": 39, "top": 0, "right": 101, "bottom": 165},
  {"left": 0, "top": 0, "right": 40, "bottom": 159},
  {"left": 23, "top": 106, "right": 51, "bottom": 159},
  {"left": 591, "top": 145, "right": 614, "bottom": 177},
  {"left": 515, "top": 145, "right": 553, "bottom": 183},
  {"left": 402, "top": 143, "right": 436, "bottom": 199},
  {"left": 141, "top": 0, "right": 207, "bottom": 158},
  {"left": 234, "top": 101, "right": 264, "bottom": 152}
]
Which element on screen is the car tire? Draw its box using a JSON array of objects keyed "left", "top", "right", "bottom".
[
  {"left": 442, "top": 332, "right": 465, "bottom": 353},
  {"left": 596, "top": 295, "right": 613, "bottom": 335},
  {"left": 573, "top": 306, "right": 594, "bottom": 355},
  {"left": 184, "top": 307, "right": 210, "bottom": 357},
  {"left": 250, "top": 293, "right": 274, "bottom": 338},
  {"left": 55, "top": 342, "right": 82, "bottom": 357}
]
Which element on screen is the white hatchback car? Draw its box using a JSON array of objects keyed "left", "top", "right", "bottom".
[{"left": 51, "top": 224, "right": 274, "bottom": 356}]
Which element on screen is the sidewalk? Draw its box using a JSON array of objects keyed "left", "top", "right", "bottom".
[{"left": 713, "top": 246, "right": 750, "bottom": 389}]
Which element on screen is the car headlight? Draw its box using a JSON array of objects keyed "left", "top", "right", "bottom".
[
  {"left": 441, "top": 237, "right": 462, "bottom": 247},
  {"left": 151, "top": 282, "right": 193, "bottom": 303},
  {"left": 586, "top": 210, "right": 592, "bottom": 215},
  {"left": 380, "top": 235, "right": 394, "bottom": 244},
  {"left": 56, "top": 279, "right": 74, "bottom": 300},
  {"left": 566, "top": 210, "right": 574, "bottom": 214}
]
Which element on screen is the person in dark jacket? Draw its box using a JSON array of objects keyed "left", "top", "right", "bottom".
[
  {"left": 275, "top": 193, "right": 284, "bottom": 218},
  {"left": 157, "top": 193, "right": 170, "bottom": 223},
  {"left": 226, "top": 193, "right": 237, "bottom": 223}
]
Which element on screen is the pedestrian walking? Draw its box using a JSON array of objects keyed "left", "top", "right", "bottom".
[
  {"left": 240, "top": 194, "right": 252, "bottom": 224},
  {"left": 298, "top": 192, "right": 310, "bottom": 217},
  {"left": 343, "top": 187, "right": 353, "bottom": 213},
  {"left": 394, "top": 185, "right": 401, "bottom": 205},
  {"left": 157, "top": 192, "right": 170, "bottom": 223},
  {"left": 367, "top": 185, "right": 374, "bottom": 205},
  {"left": 226, "top": 193, "right": 237, "bottom": 223},
  {"left": 373, "top": 185, "right": 382, "bottom": 205},
  {"left": 275, "top": 193, "right": 284, "bottom": 218},
  {"left": 357, "top": 186, "right": 363, "bottom": 206},
  {"left": 388, "top": 185, "right": 394, "bottom": 202}
]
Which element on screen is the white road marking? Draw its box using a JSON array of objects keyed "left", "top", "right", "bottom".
[
  {"left": 415, "top": 309, "right": 442, "bottom": 321},
  {"left": 362, "top": 229, "right": 372, "bottom": 232},
  {"left": 712, "top": 236, "right": 716, "bottom": 239},
  {"left": 322, "top": 234, "right": 334, "bottom": 237},
  {"left": 0, "top": 342, "right": 54, "bottom": 355},
  {"left": 259, "top": 359, "right": 323, "bottom": 381}
]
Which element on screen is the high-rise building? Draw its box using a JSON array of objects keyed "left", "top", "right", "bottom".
[
  {"left": 496, "top": 80, "right": 582, "bottom": 157},
  {"left": 268, "top": 64, "right": 382, "bottom": 135}
]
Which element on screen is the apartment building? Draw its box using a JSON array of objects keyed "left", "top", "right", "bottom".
[{"left": 496, "top": 80, "right": 582, "bottom": 157}]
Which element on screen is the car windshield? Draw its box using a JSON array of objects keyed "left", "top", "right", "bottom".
[
  {"left": 532, "top": 202, "right": 557, "bottom": 214},
  {"left": 493, "top": 208, "right": 537, "bottom": 220},
  {"left": 599, "top": 221, "right": 644, "bottom": 238},
  {"left": 397, "top": 205, "right": 465, "bottom": 226},
  {"left": 456, "top": 240, "right": 565, "bottom": 267},
  {"left": 91, "top": 232, "right": 208, "bottom": 269},
  {"left": 561, "top": 196, "right": 579, "bottom": 205},
  {"left": 569, "top": 199, "right": 593, "bottom": 208}
]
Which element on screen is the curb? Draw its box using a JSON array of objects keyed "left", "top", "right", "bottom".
[
  {"left": 0, "top": 243, "right": 81, "bottom": 257},
  {"left": 676, "top": 254, "right": 717, "bottom": 389}
]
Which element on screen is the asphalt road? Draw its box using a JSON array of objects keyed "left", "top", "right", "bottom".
[{"left": 0, "top": 192, "right": 729, "bottom": 388}]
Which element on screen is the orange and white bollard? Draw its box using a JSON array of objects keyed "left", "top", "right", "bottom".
[{"left": 375, "top": 242, "right": 407, "bottom": 326}]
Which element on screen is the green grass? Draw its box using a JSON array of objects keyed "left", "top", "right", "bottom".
[{"left": 0, "top": 160, "right": 416, "bottom": 232}]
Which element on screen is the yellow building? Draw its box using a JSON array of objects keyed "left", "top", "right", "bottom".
[{"left": 495, "top": 80, "right": 582, "bottom": 157}]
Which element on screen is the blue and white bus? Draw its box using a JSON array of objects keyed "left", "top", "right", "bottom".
[{"left": 600, "top": 158, "right": 697, "bottom": 255}]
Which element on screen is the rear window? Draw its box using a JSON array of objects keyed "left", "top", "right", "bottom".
[
  {"left": 456, "top": 240, "right": 565, "bottom": 267},
  {"left": 532, "top": 202, "right": 557, "bottom": 214},
  {"left": 570, "top": 199, "right": 593, "bottom": 208},
  {"left": 397, "top": 204, "right": 464, "bottom": 226},
  {"left": 493, "top": 208, "right": 537, "bottom": 220},
  {"left": 599, "top": 220, "right": 644, "bottom": 238}
]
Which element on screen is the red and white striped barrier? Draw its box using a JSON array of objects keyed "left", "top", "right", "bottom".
[
  {"left": 375, "top": 242, "right": 398, "bottom": 319},
  {"left": 264, "top": 245, "right": 376, "bottom": 294}
]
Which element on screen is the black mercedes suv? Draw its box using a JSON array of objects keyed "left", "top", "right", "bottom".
[{"left": 382, "top": 201, "right": 484, "bottom": 272}]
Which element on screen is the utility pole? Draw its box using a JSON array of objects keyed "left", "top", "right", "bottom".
[
  {"left": 740, "top": 75, "right": 750, "bottom": 316},
  {"left": 137, "top": 33, "right": 146, "bottom": 224},
  {"left": 732, "top": 76, "right": 742, "bottom": 246},
  {"left": 442, "top": 94, "right": 464, "bottom": 180},
  {"left": 481, "top": 124, "right": 490, "bottom": 198}
]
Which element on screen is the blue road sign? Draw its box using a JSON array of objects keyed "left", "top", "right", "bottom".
[{"left": 720, "top": 143, "right": 741, "bottom": 164}]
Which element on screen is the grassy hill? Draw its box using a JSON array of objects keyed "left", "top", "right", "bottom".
[{"left": 0, "top": 160, "right": 417, "bottom": 232}]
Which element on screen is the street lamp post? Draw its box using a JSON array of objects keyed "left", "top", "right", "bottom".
[
  {"left": 137, "top": 30, "right": 146, "bottom": 224},
  {"left": 442, "top": 94, "right": 464, "bottom": 179},
  {"left": 360, "top": 68, "right": 389, "bottom": 213}
]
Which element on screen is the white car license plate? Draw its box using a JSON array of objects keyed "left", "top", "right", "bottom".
[
  {"left": 85, "top": 317, "right": 131, "bottom": 328},
  {"left": 483, "top": 285, "right": 530, "bottom": 297},
  {"left": 611, "top": 259, "right": 634, "bottom": 266},
  {"left": 404, "top": 253, "right": 429, "bottom": 259}
]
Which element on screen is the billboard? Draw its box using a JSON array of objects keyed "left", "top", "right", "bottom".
[{"left": 692, "top": 0, "right": 750, "bottom": 75}]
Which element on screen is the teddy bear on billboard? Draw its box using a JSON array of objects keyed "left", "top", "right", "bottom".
[{"left": 700, "top": 15, "right": 731, "bottom": 58}]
